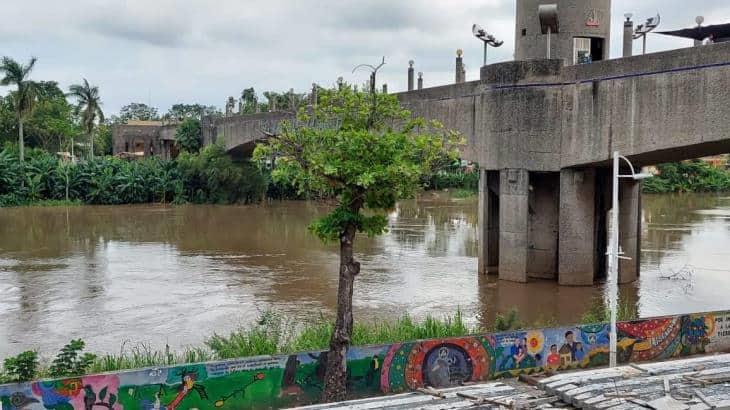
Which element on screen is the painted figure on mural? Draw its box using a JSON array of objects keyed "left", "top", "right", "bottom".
[
  {"left": 546, "top": 344, "right": 560, "bottom": 369},
  {"left": 559, "top": 331, "right": 578, "bottom": 366},
  {"left": 428, "top": 347, "right": 452, "bottom": 387}
]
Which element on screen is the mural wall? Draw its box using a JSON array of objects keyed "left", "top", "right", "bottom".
[{"left": 2, "top": 311, "right": 730, "bottom": 409}]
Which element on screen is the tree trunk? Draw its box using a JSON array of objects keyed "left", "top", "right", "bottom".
[
  {"left": 18, "top": 117, "right": 24, "bottom": 162},
  {"left": 89, "top": 129, "right": 94, "bottom": 160},
  {"left": 322, "top": 201, "right": 362, "bottom": 402}
]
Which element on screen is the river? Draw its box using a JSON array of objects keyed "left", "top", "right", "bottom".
[{"left": 1, "top": 192, "right": 729, "bottom": 358}]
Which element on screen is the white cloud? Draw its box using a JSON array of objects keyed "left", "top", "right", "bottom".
[{"left": 0, "top": 0, "right": 724, "bottom": 115}]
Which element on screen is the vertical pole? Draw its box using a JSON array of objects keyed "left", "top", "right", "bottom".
[
  {"left": 609, "top": 151, "right": 620, "bottom": 368},
  {"left": 483, "top": 41, "right": 487, "bottom": 66},
  {"left": 547, "top": 26, "right": 551, "bottom": 59},
  {"left": 642, "top": 35, "right": 647, "bottom": 54}
]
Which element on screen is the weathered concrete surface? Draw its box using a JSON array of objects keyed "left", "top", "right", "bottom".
[
  {"left": 478, "top": 169, "right": 500, "bottom": 275},
  {"left": 112, "top": 122, "right": 178, "bottom": 160},
  {"left": 618, "top": 179, "right": 641, "bottom": 284},
  {"left": 499, "top": 169, "right": 530, "bottom": 283},
  {"left": 527, "top": 172, "right": 559, "bottom": 279},
  {"left": 558, "top": 168, "right": 596, "bottom": 286},
  {"left": 515, "top": 0, "right": 611, "bottom": 64},
  {"left": 202, "top": 111, "right": 294, "bottom": 157}
]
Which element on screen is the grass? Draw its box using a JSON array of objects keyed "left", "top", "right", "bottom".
[
  {"left": 580, "top": 297, "right": 638, "bottom": 324},
  {"left": 2, "top": 303, "right": 639, "bottom": 380}
]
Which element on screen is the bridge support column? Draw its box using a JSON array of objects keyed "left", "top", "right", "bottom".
[
  {"left": 499, "top": 169, "right": 529, "bottom": 283},
  {"left": 618, "top": 179, "right": 641, "bottom": 283},
  {"left": 559, "top": 168, "right": 597, "bottom": 286},
  {"left": 527, "top": 173, "right": 559, "bottom": 280},
  {"left": 478, "top": 169, "right": 499, "bottom": 274}
]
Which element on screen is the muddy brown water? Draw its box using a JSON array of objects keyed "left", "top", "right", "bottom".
[{"left": 1, "top": 192, "right": 729, "bottom": 357}]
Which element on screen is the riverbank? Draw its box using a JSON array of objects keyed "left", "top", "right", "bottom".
[
  {"left": 643, "top": 160, "right": 730, "bottom": 193},
  {"left": 1, "top": 301, "right": 635, "bottom": 383}
]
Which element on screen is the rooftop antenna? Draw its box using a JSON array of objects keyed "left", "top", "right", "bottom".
[
  {"left": 633, "top": 14, "right": 660, "bottom": 54},
  {"left": 472, "top": 24, "right": 503, "bottom": 66}
]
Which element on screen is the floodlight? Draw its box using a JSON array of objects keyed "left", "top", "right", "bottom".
[{"left": 472, "top": 24, "right": 503, "bottom": 65}]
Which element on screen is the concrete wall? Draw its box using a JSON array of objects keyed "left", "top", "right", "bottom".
[
  {"left": 2, "top": 310, "right": 729, "bottom": 409},
  {"left": 202, "top": 111, "right": 294, "bottom": 156},
  {"left": 515, "top": 0, "right": 611, "bottom": 63},
  {"left": 112, "top": 124, "right": 179, "bottom": 160}
]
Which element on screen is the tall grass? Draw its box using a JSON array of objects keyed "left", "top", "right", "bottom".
[
  {"left": 207, "top": 310, "right": 474, "bottom": 360},
  {"left": 3, "top": 304, "right": 639, "bottom": 380}
]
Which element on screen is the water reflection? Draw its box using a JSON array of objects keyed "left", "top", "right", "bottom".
[{"left": 1, "top": 192, "right": 729, "bottom": 357}]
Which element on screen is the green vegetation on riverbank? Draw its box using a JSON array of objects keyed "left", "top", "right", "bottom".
[
  {"left": 1, "top": 303, "right": 638, "bottom": 383},
  {"left": 643, "top": 160, "right": 730, "bottom": 193},
  {"left": 0, "top": 144, "right": 292, "bottom": 207}
]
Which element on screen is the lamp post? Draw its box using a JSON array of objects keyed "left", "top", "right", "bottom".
[
  {"left": 608, "top": 151, "right": 652, "bottom": 368},
  {"left": 472, "top": 24, "right": 503, "bottom": 66},
  {"left": 633, "top": 14, "right": 661, "bottom": 54}
]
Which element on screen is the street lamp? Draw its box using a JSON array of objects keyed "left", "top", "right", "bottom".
[
  {"left": 608, "top": 151, "right": 652, "bottom": 368},
  {"left": 633, "top": 14, "right": 661, "bottom": 54},
  {"left": 538, "top": 4, "right": 559, "bottom": 59},
  {"left": 472, "top": 24, "right": 503, "bottom": 66}
]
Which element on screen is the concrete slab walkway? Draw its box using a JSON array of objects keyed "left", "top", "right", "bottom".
[{"left": 293, "top": 354, "right": 730, "bottom": 410}]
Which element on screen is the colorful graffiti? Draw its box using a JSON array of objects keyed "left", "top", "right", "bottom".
[{"left": 2, "top": 311, "right": 730, "bottom": 409}]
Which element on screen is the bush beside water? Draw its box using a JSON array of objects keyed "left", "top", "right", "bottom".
[{"left": 0, "top": 144, "right": 295, "bottom": 207}]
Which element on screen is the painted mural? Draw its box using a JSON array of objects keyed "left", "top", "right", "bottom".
[{"left": 2, "top": 310, "right": 730, "bottom": 409}]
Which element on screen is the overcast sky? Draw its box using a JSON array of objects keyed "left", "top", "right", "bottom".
[{"left": 1, "top": 0, "right": 728, "bottom": 115}]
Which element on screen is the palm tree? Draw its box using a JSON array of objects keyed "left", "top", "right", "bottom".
[
  {"left": 0, "top": 56, "right": 39, "bottom": 161},
  {"left": 68, "top": 79, "right": 104, "bottom": 160}
]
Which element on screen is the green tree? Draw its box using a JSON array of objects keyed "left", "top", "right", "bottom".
[
  {"left": 0, "top": 56, "right": 39, "bottom": 161},
  {"left": 25, "top": 81, "right": 78, "bottom": 151},
  {"left": 175, "top": 118, "right": 202, "bottom": 153},
  {"left": 165, "top": 103, "right": 219, "bottom": 121},
  {"left": 68, "top": 79, "right": 104, "bottom": 160},
  {"left": 254, "top": 85, "right": 461, "bottom": 401},
  {"left": 240, "top": 87, "right": 258, "bottom": 114},
  {"left": 117, "top": 102, "right": 158, "bottom": 122}
]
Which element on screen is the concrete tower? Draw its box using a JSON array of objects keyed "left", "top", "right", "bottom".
[{"left": 515, "top": 0, "right": 611, "bottom": 64}]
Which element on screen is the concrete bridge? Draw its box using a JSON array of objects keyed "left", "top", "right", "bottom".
[{"left": 200, "top": 40, "right": 730, "bottom": 286}]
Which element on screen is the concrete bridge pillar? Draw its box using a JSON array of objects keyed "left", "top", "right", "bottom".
[
  {"left": 498, "top": 169, "right": 530, "bottom": 283},
  {"left": 478, "top": 169, "right": 499, "bottom": 275},
  {"left": 618, "top": 179, "right": 641, "bottom": 283},
  {"left": 558, "top": 169, "right": 597, "bottom": 286}
]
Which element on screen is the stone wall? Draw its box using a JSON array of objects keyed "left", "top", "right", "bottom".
[{"left": 2, "top": 310, "right": 729, "bottom": 409}]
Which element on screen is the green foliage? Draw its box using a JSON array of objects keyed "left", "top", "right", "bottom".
[
  {"left": 176, "top": 144, "right": 267, "bottom": 204},
  {"left": 643, "top": 160, "right": 730, "bottom": 193},
  {"left": 1, "top": 351, "right": 38, "bottom": 383},
  {"left": 175, "top": 118, "right": 202, "bottom": 153},
  {"left": 116, "top": 102, "right": 158, "bottom": 122},
  {"left": 425, "top": 166, "right": 479, "bottom": 192},
  {"left": 493, "top": 308, "right": 525, "bottom": 332},
  {"left": 165, "top": 103, "right": 219, "bottom": 121},
  {"left": 0, "top": 146, "right": 271, "bottom": 207},
  {"left": 48, "top": 339, "right": 97, "bottom": 378},
  {"left": 580, "top": 297, "right": 638, "bottom": 324},
  {"left": 207, "top": 310, "right": 475, "bottom": 360},
  {"left": 254, "top": 84, "right": 462, "bottom": 244}
]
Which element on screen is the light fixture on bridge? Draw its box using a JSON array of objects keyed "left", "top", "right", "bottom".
[
  {"left": 624, "top": 13, "right": 633, "bottom": 23},
  {"left": 696, "top": 15, "right": 705, "bottom": 27},
  {"left": 472, "top": 24, "right": 503, "bottom": 66},
  {"left": 608, "top": 152, "right": 652, "bottom": 369},
  {"left": 538, "top": 4, "right": 559, "bottom": 59},
  {"left": 633, "top": 14, "right": 661, "bottom": 54}
]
